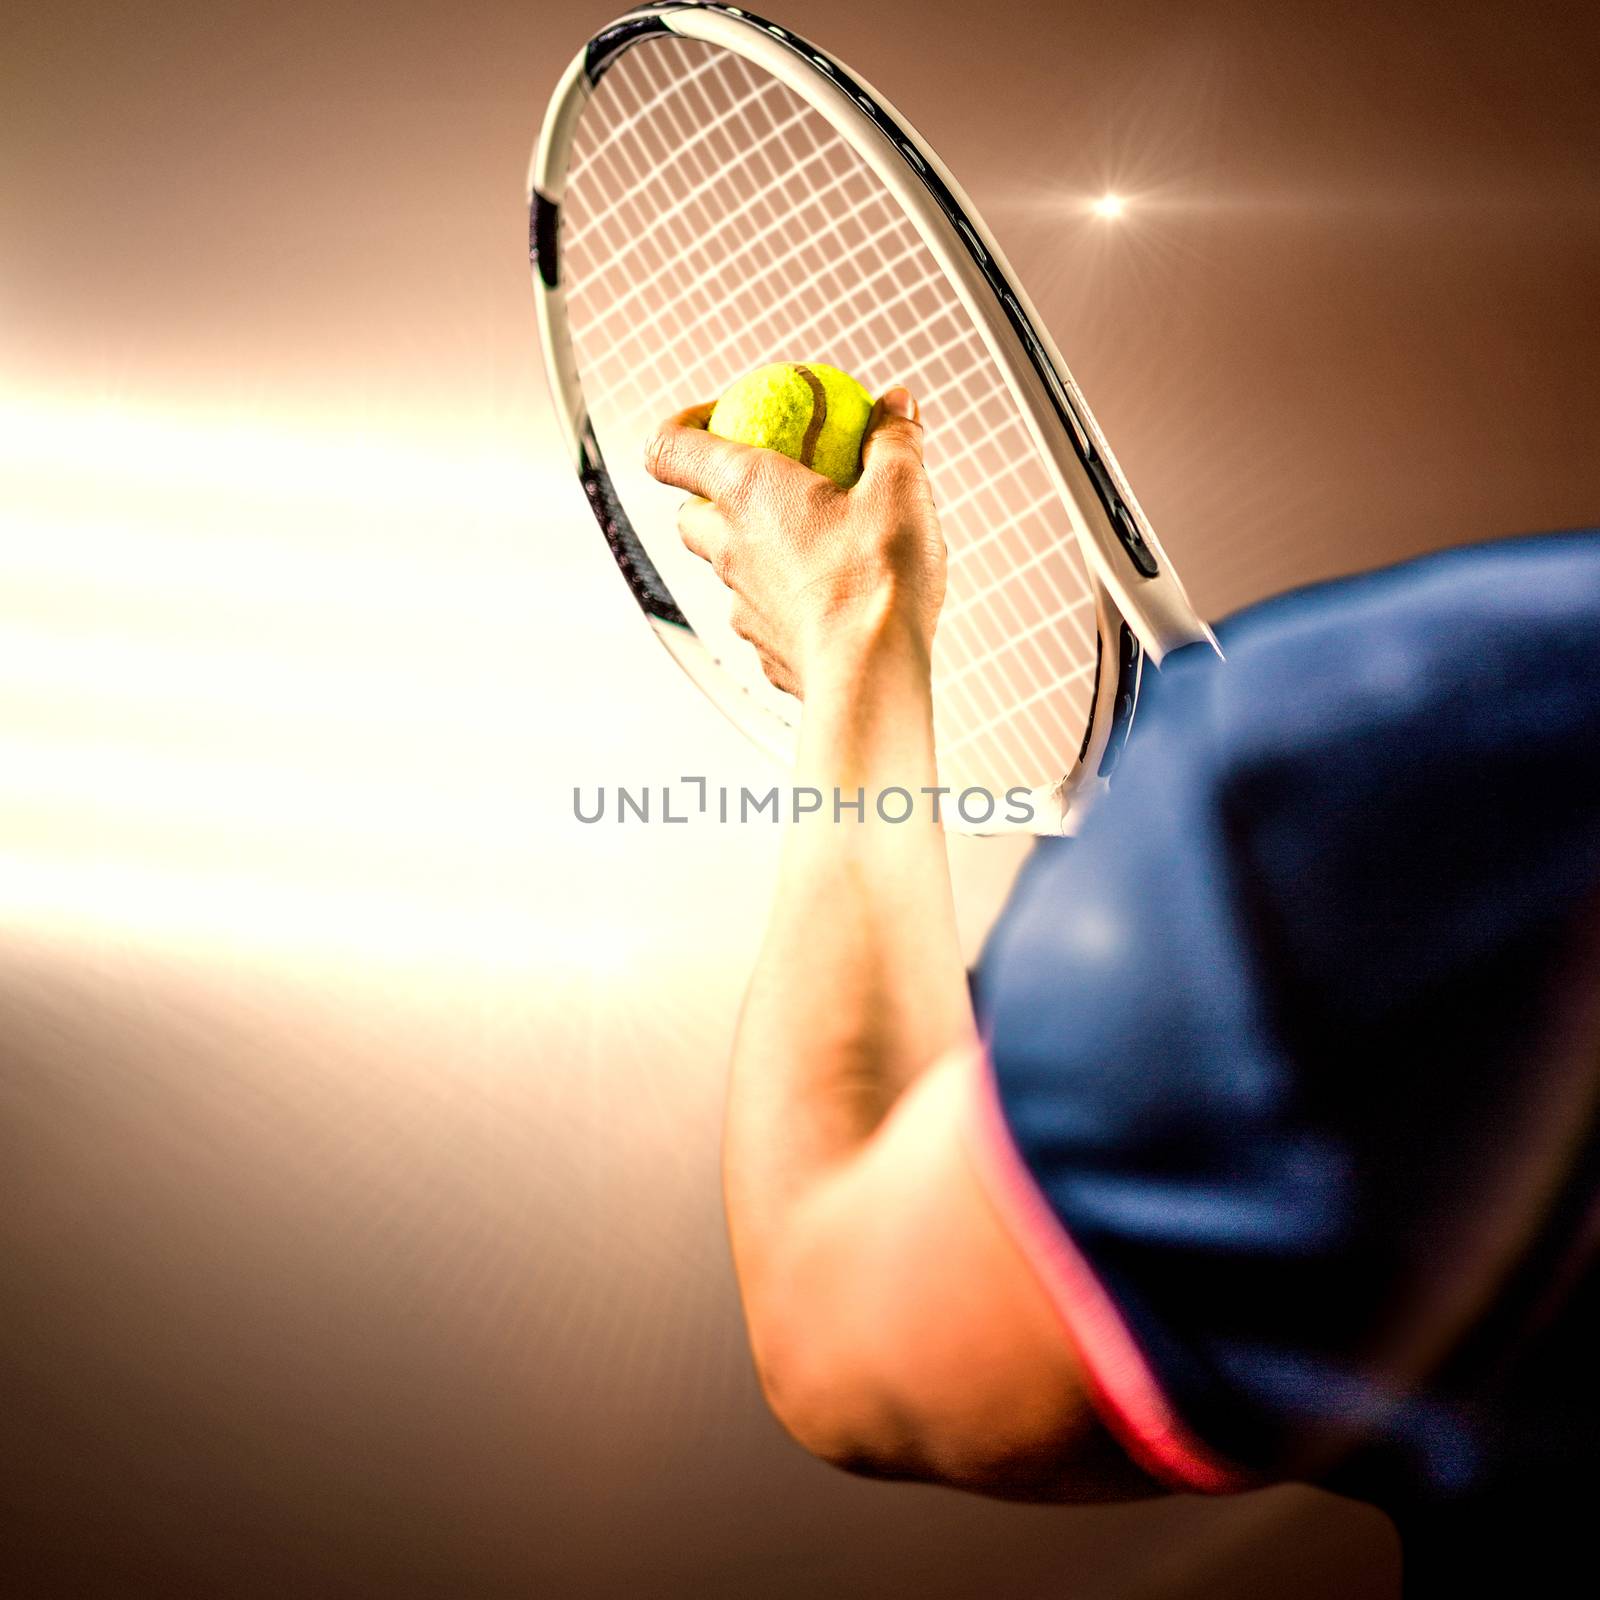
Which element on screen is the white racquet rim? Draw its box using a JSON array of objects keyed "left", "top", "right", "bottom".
[{"left": 528, "top": 3, "right": 1217, "bottom": 833}]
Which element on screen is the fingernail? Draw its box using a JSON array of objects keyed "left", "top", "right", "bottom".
[{"left": 882, "top": 386, "right": 918, "bottom": 421}]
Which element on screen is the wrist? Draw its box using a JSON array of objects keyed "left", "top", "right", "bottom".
[{"left": 800, "top": 588, "right": 933, "bottom": 698}]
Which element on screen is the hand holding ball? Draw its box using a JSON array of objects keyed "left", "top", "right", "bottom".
[{"left": 707, "top": 362, "right": 875, "bottom": 488}]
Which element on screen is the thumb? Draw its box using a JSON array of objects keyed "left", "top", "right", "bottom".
[{"left": 857, "top": 385, "right": 923, "bottom": 486}]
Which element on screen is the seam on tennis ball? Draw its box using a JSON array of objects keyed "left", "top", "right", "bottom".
[{"left": 792, "top": 364, "right": 827, "bottom": 469}]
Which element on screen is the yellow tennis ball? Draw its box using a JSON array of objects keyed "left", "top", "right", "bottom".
[{"left": 707, "top": 362, "right": 874, "bottom": 488}]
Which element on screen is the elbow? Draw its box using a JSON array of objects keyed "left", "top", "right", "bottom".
[
  {"left": 746, "top": 1315, "right": 922, "bottom": 1480},
  {"left": 751, "top": 1335, "right": 888, "bottom": 1473},
  {"left": 747, "top": 1328, "right": 1018, "bottom": 1490},
  {"left": 748, "top": 1321, "right": 1145, "bottom": 1503}
]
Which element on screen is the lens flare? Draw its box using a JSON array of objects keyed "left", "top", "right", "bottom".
[{"left": 0, "top": 389, "right": 714, "bottom": 974}]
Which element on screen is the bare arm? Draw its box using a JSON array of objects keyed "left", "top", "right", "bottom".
[
  {"left": 644, "top": 393, "right": 1159, "bottom": 1499},
  {"left": 728, "top": 599, "right": 974, "bottom": 1371}
]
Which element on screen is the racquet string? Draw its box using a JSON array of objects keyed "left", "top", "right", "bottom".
[{"left": 561, "top": 37, "right": 1098, "bottom": 799}]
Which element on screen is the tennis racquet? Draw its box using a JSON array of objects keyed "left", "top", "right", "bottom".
[{"left": 528, "top": 2, "right": 1216, "bottom": 833}]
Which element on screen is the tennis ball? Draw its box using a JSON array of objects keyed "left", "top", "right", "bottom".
[{"left": 708, "top": 362, "right": 874, "bottom": 488}]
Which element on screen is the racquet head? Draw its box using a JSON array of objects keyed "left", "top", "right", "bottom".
[{"left": 530, "top": 4, "right": 1214, "bottom": 832}]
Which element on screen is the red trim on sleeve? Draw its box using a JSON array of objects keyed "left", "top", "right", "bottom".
[{"left": 958, "top": 1041, "right": 1254, "bottom": 1495}]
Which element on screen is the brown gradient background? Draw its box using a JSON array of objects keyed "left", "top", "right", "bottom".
[{"left": 3, "top": 1, "right": 1598, "bottom": 1595}]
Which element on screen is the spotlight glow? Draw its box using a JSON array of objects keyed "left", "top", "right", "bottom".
[
  {"left": 1091, "top": 193, "right": 1125, "bottom": 220},
  {"left": 0, "top": 389, "right": 718, "bottom": 973}
]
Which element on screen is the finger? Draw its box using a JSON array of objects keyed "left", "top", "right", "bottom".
[
  {"left": 677, "top": 495, "right": 729, "bottom": 574},
  {"left": 645, "top": 404, "right": 758, "bottom": 502},
  {"left": 857, "top": 386, "right": 925, "bottom": 489}
]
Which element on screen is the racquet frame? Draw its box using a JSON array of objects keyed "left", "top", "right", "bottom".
[{"left": 529, "top": 1, "right": 1214, "bottom": 831}]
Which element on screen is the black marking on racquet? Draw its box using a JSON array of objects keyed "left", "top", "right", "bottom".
[
  {"left": 584, "top": 7, "right": 674, "bottom": 85},
  {"left": 1098, "top": 621, "right": 1142, "bottom": 778},
  {"left": 577, "top": 416, "right": 690, "bottom": 627},
  {"left": 530, "top": 190, "right": 560, "bottom": 288}
]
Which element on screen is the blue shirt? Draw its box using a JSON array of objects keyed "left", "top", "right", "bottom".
[{"left": 973, "top": 530, "right": 1600, "bottom": 1590}]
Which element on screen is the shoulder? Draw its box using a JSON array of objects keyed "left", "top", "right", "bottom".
[
  {"left": 1142, "top": 527, "right": 1600, "bottom": 785},
  {"left": 986, "top": 530, "right": 1600, "bottom": 1035},
  {"left": 971, "top": 530, "right": 1600, "bottom": 1499}
]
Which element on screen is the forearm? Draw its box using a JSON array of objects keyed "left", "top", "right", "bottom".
[{"left": 723, "top": 602, "right": 976, "bottom": 1317}]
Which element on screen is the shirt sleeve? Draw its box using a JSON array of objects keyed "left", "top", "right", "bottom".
[{"left": 965, "top": 531, "right": 1600, "bottom": 1504}]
